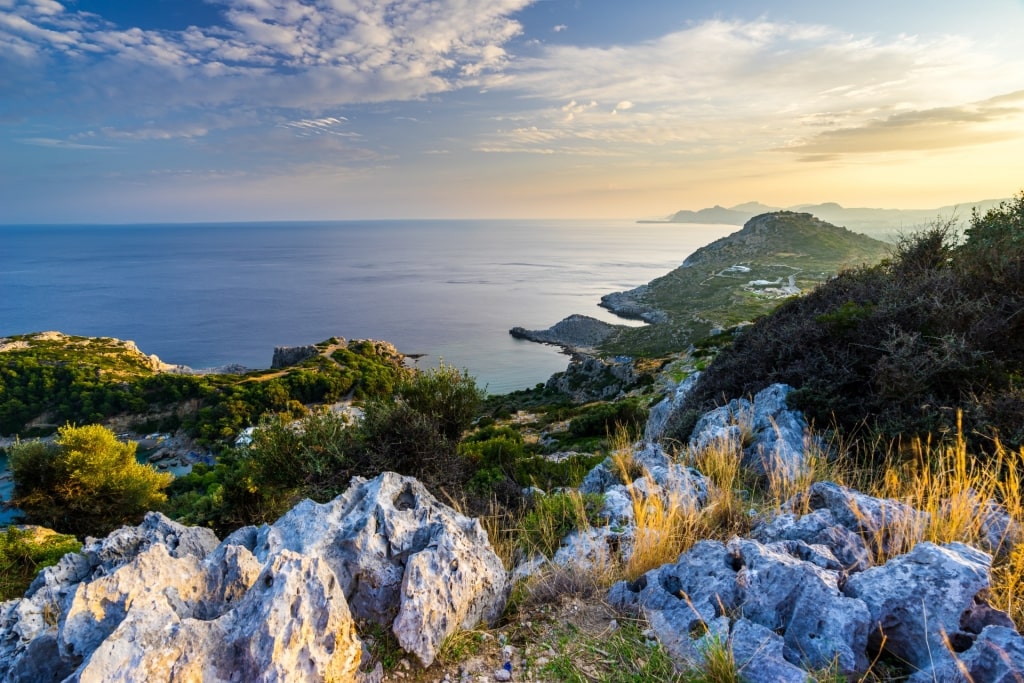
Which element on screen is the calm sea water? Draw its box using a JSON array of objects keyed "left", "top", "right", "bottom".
[{"left": 0, "top": 220, "right": 738, "bottom": 393}]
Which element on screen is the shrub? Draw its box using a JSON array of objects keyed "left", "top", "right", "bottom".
[
  {"left": 9, "top": 424, "right": 173, "bottom": 537},
  {"left": 0, "top": 526, "right": 81, "bottom": 600},
  {"left": 397, "top": 362, "right": 486, "bottom": 441},
  {"left": 672, "top": 200, "right": 1024, "bottom": 458},
  {"left": 568, "top": 399, "right": 649, "bottom": 439}
]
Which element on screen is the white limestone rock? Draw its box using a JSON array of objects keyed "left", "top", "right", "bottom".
[{"left": 230, "top": 472, "right": 508, "bottom": 667}]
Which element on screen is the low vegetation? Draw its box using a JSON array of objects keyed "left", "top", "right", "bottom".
[
  {"left": 8, "top": 423, "right": 172, "bottom": 537},
  {"left": 0, "top": 334, "right": 409, "bottom": 446},
  {"left": 600, "top": 211, "right": 891, "bottom": 357},
  {"left": 0, "top": 526, "right": 81, "bottom": 600},
  {"left": 672, "top": 194, "right": 1024, "bottom": 459}
]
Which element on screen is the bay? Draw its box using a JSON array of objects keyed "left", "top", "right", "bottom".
[{"left": 0, "top": 219, "right": 739, "bottom": 394}]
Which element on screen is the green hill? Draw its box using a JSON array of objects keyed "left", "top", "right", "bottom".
[
  {"left": 598, "top": 212, "right": 891, "bottom": 356},
  {"left": 670, "top": 194, "right": 1024, "bottom": 454}
]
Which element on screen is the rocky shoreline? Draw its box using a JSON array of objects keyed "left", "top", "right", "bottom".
[
  {"left": 598, "top": 285, "right": 667, "bottom": 323},
  {"left": 509, "top": 314, "right": 622, "bottom": 353}
]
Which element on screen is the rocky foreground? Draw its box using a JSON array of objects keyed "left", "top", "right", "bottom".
[{"left": 3, "top": 383, "right": 1024, "bottom": 682}]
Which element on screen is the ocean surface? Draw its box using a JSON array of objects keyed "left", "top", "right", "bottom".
[{"left": 1, "top": 220, "right": 739, "bottom": 393}]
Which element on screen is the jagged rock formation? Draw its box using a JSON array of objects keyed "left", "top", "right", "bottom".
[
  {"left": 608, "top": 486, "right": 1024, "bottom": 681},
  {"left": 0, "top": 473, "right": 508, "bottom": 681},
  {"left": 687, "top": 383, "right": 818, "bottom": 480},
  {"left": 270, "top": 344, "right": 321, "bottom": 369},
  {"left": 543, "top": 352, "right": 638, "bottom": 402}
]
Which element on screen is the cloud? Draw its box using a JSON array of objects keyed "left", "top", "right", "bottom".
[
  {"left": 479, "top": 19, "right": 1024, "bottom": 159},
  {"left": 278, "top": 116, "right": 359, "bottom": 137},
  {"left": 18, "top": 137, "right": 112, "bottom": 149},
  {"left": 781, "top": 90, "right": 1024, "bottom": 156},
  {"left": 0, "top": 0, "right": 535, "bottom": 111},
  {"left": 553, "top": 24, "right": 566, "bottom": 33}
]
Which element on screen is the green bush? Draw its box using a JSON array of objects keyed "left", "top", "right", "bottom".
[
  {"left": 397, "top": 362, "right": 486, "bottom": 440},
  {"left": 9, "top": 424, "right": 173, "bottom": 537},
  {"left": 673, "top": 195, "right": 1024, "bottom": 457},
  {"left": 568, "top": 399, "right": 649, "bottom": 439},
  {"left": 0, "top": 526, "right": 81, "bottom": 600}
]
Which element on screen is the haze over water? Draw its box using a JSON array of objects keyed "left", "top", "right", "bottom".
[{"left": 1, "top": 220, "right": 738, "bottom": 394}]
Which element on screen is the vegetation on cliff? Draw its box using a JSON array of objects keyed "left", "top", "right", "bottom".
[
  {"left": 670, "top": 194, "right": 1024, "bottom": 456},
  {"left": 8, "top": 424, "right": 173, "bottom": 536},
  {"left": 0, "top": 333, "right": 409, "bottom": 446},
  {"left": 598, "top": 212, "right": 891, "bottom": 357}
]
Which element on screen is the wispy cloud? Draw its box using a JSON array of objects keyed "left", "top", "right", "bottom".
[
  {"left": 782, "top": 90, "right": 1024, "bottom": 157},
  {"left": 0, "top": 0, "right": 534, "bottom": 114},
  {"left": 482, "top": 19, "right": 1023, "bottom": 159},
  {"left": 277, "top": 116, "right": 359, "bottom": 138},
  {"left": 18, "top": 136, "right": 112, "bottom": 149}
]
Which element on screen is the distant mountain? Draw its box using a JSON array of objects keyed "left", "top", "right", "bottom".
[
  {"left": 658, "top": 198, "right": 1009, "bottom": 239},
  {"left": 664, "top": 205, "right": 772, "bottom": 225}
]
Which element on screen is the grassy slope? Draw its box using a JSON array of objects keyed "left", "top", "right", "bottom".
[{"left": 600, "top": 212, "right": 891, "bottom": 356}]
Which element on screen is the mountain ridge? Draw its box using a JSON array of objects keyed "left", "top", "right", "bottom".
[{"left": 653, "top": 197, "right": 1009, "bottom": 238}]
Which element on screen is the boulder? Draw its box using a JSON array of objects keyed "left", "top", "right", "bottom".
[
  {"left": 1, "top": 473, "right": 507, "bottom": 679},
  {"left": 73, "top": 549, "right": 362, "bottom": 683},
  {"left": 804, "top": 481, "right": 927, "bottom": 559},
  {"left": 730, "top": 619, "right": 808, "bottom": 683},
  {"left": 688, "top": 383, "right": 818, "bottom": 480},
  {"left": 843, "top": 542, "right": 1012, "bottom": 675},
  {"left": 226, "top": 472, "right": 508, "bottom": 667},
  {"left": 644, "top": 372, "right": 701, "bottom": 443},
  {"left": 608, "top": 537, "right": 872, "bottom": 676},
  {"left": 0, "top": 513, "right": 218, "bottom": 679},
  {"left": 753, "top": 508, "right": 872, "bottom": 572},
  {"left": 730, "top": 538, "right": 870, "bottom": 674},
  {"left": 908, "top": 625, "right": 1024, "bottom": 683}
]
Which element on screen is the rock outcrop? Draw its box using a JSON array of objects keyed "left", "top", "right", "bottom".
[
  {"left": 544, "top": 353, "right": 638, "bottom": 402},
  {"left": 270, "top": 344, "right": 321, "bottom": 369},
  {"left": 599, "top": 286, "right": 667, "bottom": 324},
  {"left": 607, "top": 483, "right": 1024, "bottom": 681},
  {"left": 509, "top": 314, "right": 620, "bottom": 352},
  {"left": 0, "top": 473, "right": 508, "bottom": 681},
  {"left": 688, "top": 383, "right": 818, "bottom": 480}
]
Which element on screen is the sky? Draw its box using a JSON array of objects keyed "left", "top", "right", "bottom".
[{"left": 1, "top": 0, "right": 1023, "bottom": 223}]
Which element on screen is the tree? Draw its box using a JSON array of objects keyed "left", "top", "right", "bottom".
[{"left": 9, "top": 424, "right": 173, "bottom": 537}]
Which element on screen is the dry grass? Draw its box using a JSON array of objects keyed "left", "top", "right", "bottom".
[
  {"left": 625, "top": 475, "right": 701, "bottom": 582},
  {"left": 829, "top": 414, "right": 1024, "bottom": 628},
  {"left": 863, "top": 421, "right": 1024, "bottom": 559},
  {"left": 692, "top": 438, "right": 753, "bottom": 539}
]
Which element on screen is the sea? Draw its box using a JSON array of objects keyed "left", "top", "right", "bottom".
[
  {"left": 2, "top": 219, "right": 743, "bottom": 523},
  {"left": 0, "top": 219, "right": 739, "bottom": 394}
]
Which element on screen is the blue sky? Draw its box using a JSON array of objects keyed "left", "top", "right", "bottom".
[{"left": 2, "top": 0, "right": 1023, "bottom": 222}]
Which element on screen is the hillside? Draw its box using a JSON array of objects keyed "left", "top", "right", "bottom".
[
  {"left": 0, "top": 332, "right": 408, "bottom": 443},
  {"left": 670, "top": 194, "right": 1024, "bottom": 453},
  {"left": 595, "top": 212, "right": 890, "bottom": 356}
]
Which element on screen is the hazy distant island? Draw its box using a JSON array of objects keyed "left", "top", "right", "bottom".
[{"left": 642, "top": 197, "right": 1010, "bottom": 239}]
